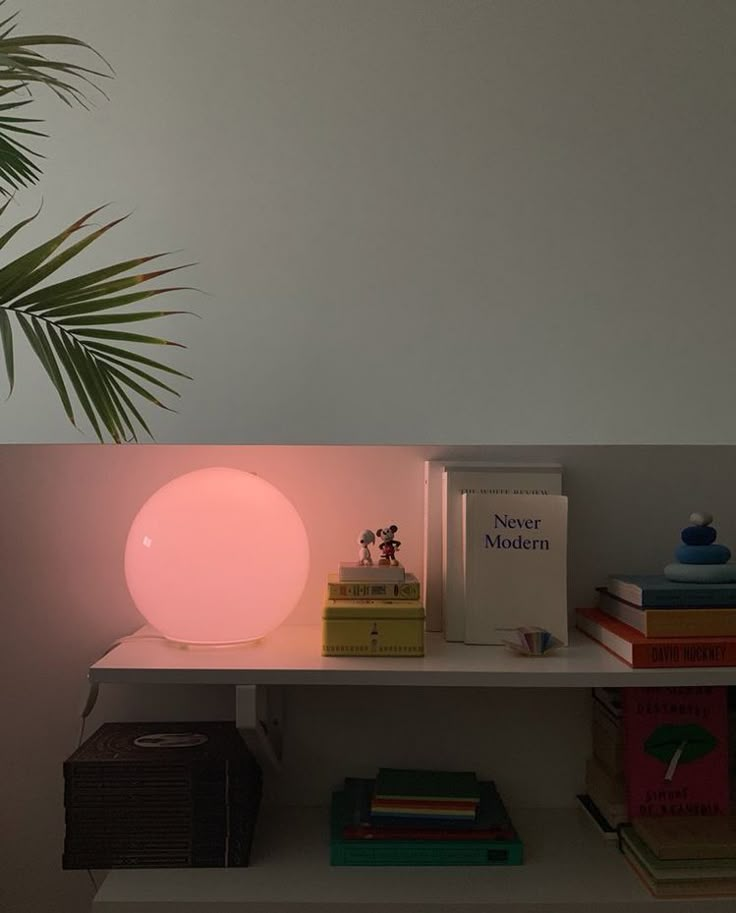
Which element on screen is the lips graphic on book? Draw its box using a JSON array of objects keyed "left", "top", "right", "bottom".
[{"left": 644, "top": 723, "right": 718, "bottom": 782}]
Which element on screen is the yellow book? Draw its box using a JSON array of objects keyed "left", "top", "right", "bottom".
[
  {"left": 323, "top": 599, "right": 424, "bottom": 619},
  {"left": 326, "top": 573, "right": 421, "bottom": 601},
  {"left": 322, "top": 601, "right": 425, "bottom": 656}
]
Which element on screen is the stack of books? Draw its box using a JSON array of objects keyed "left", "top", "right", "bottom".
[
  {"left": 577, "top": 687, "right": 627, "bottom": 838},
  {"left": 576, "top": 574, "right": 736, "bottom": 668},
  {"left": 371, "top": 767, "right": 480, "bottom": 824},
  {"left": 321, "top": 563, "right": 425, "bottom": 657},
  {"left": 620, "top": 817, "right": 736, "bottom": 898},
  {"left": 330, "top": 768, "right": 523, "bottom": 866}
]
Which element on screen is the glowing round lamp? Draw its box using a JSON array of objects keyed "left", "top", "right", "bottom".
[{"left": 124, "top": 467, "right": 310, "bottom": 644}]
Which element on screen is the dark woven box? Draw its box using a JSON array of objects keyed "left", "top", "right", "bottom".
[{"left": 63, "top": 721, "right": 262, "bottom": 869}]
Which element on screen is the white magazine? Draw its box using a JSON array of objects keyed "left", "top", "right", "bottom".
[
  {"left": 422, "top": 461, "right": 562, "bottom": 641},
  {"left": 462, "top": 492, "right": 569, "bottom": 645}
]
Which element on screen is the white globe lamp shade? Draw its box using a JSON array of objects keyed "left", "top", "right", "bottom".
[{"left": 124, "top": 467, "right": 310, "bottom": 644}]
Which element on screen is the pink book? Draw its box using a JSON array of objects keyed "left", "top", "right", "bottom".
[{"left": 623, "top": 686, "right": 729, "bottom": 820}]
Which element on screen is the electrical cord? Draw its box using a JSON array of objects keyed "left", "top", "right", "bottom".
[
  {"left": 78, "top": 633, "right": 170, "bottom": 747},
  {"left": 97, "top": 632, "right": 170, "bottom": 659}
]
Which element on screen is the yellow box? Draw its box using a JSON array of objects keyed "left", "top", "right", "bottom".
[{"left": 321, "top": 602, "right": 425, "bottom": 657}]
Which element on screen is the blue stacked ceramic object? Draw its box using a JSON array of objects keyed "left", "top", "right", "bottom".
[{"left": 664, "top": 511, "right": 736, "bottom": 583}]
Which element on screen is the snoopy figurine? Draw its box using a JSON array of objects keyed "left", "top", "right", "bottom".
[
  {"left": 376, "top": 525, "right": 401, "bottom": 566},
  {"left": 358, "top": 529, "right": 375, "bottom": 566}
]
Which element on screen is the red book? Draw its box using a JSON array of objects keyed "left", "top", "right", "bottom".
[
  {"left": 576, "top": 607, "right": 736, "bottom": 668},
  {"left": 623, "top": 686, "right": 729, "bottom": 820}
]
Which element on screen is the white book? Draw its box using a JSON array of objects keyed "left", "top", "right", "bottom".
[
  {"left": 462, "top": 492, "right": 569, "bottom": 645},
  {"left": 427, "top": 462, "right": 562, "bottom": 642},
  {"left": 338, "top": 563, "right": 406, "bottom": 583}
]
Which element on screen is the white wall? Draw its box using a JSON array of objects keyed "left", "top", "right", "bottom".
[
  {"left": 2, "top": 442, "right": 736, "bottom": 913},
  {"left": 3, "top": 0, "right": 736, "bottom": 909},
  {"left": 3, "top": 0, "right": 736, "bottom": 443}
]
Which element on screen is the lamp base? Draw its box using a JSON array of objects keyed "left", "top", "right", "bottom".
[{"left": 159, "top": 633, "right": 266, "bottom": 649}]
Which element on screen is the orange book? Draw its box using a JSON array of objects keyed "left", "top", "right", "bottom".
[{"left": 576, "top": 607, "right": 736, "bottom": 668}]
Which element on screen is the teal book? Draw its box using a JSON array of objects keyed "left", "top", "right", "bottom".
[
  {"left": 330, "top": 789, "right": 524, "bottom": 866},
  {"left": 608, "top": 575, "right": 736, "bottom": 608},
  {"left": 374, "top": 768, "right": 480, "bottom": 803}
]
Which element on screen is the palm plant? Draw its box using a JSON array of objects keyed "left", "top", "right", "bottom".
[{"left": 0, "top": 3, "right": 193, "bottom": 442}]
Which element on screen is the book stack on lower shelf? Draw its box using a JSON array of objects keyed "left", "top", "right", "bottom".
[
  {"left": 577, "top": 687, "right": 627, "bottom": 838},
  {"left": 330, "top": 768, "right": 523, "bottom": 866},
  {"left": 618, "top": 686, "right": 735, "bottom": 897},
  {"left": 620, "top": 817, "right": 736, "bottom": 898},
  {"left": 576, "top": 574, "right": 736, "bottom": 668},
  {"left": 322, "top": 564, "right": 425, "bottom": 657}
]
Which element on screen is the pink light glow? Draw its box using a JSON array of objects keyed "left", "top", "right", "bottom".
[{"left": 124, "top": 467, "right": 310, "bottom": 644}]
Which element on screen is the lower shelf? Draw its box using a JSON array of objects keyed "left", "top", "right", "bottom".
[{"left": 92, "top": 806, "right": 736, "bottom": 912}]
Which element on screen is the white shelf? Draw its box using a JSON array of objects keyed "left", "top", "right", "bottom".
[
  {"left": 89, "top": 625, "right": 736, "bottom": 688},
  {"left": 92, "top": 806, "right": 736, "bottom": 912}
]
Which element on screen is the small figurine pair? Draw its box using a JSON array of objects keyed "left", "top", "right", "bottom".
[{"left": 358, "top": 525, "right": 401, "bottom": 566}]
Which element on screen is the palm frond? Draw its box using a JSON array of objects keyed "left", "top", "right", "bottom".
[
  {"left": 0, "top": 208, "right": 195, "bottom": 441},
  {"left": 0, "top": 4, "right": 112, "bottom": 194}
]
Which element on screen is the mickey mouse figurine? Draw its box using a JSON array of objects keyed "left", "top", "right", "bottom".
[{"left": 376, "top": 525, "right": 401, "bottom": 566}]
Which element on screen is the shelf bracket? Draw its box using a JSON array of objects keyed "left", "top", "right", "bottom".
[{"left": 235, "top": 685, "right": 284, "bottom": 769}]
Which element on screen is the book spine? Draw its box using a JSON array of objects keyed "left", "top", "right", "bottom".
[
  {"left": 599, "top": 592, "right": 736, "bottom": 637},
  {"left": 331, "top": 840, "right": 524, "bottom": 866},
  {"left": 598, "top": 592, "right": 647, "bottom": 633},
  {"left": 342, "top": 827, "right": 516, "bottom": 841},
  {"left": 579, "top": 620, "right": 736, "bottom": 668},
  {"left": 327, "top": 581, "right": 421, "bottom": 600},
  {"left": 642, "top": 591, "right": 736, "bottom": 608},
  {"left": 644, "top": 610, "right": 736, "bottom": 638},
  {"left": 422, "top": 460, "right": 443, "bottom": 632},
  {"left": 607, "top": 580, "right": 736, "bottom": 608},
  {"left": 591, "top": 699, "right": 624, "bottom": 778},
  {"left": 631, "top": 640, "right": 736, "bottom": 668},
  {"left": 442, "top": 469, "right": 465, "bottom": 642}
]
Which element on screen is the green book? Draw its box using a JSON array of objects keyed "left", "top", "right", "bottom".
[{"left": 374, "top": 768, "right": 480, "bottom": 803}]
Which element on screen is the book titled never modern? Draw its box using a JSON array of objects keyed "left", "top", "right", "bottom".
[
  {"left": 431, "top": 463, "right": 562, "bottom": 642},
  {"left": 462, "top": 493, "right": 569, "bottom": 645}
]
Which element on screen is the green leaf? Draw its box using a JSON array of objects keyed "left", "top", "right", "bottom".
[
  {"left": 644, "top": 724, "right": 717, "bottom": 766},
  {"left": 97, "top": 364, "right": 137, "bottom": 442},
  {"left": 39, "top": 263, "right": 193, "bottom": 309},
  {"left": 0, "top": 204, "right": 108, "bottom": 295},
  {"left": 104, "top": 362, "right": 174, "bottom": 411},
  {"left": 0, "top": 200, "right": 40, "bottom": 251},
  {"left": 15, "top": 310, "right": 75, "bottom": 424},
  {"left": 84, "top": 341, "right": 192, "bottom": 379},
  {"left": 58, "top": 309, "right": 189, "bottom": 327},
  {"left": 46, "top": 323, "right": 103, "bottom": 441},
  {"left": 0, "top": 212, "right": 129, "bottom": 299},
  {"left": 62, "top": 335, "right": 123, "bottom": 442},
  {"left": 16, "top": 254, "right": 172, "bottom": 311},
  {"left": 70, "top": 328, "right": 185, "bottom": 346},
  {"left": 32, "top": 286, "right": 186, "bottom": 318},
  {"left": 101, "top": 355, "right": 181, "bottom": 398},
  {"left": 0, "top": 304, "right": 13, "bottom": 395},
  {"left": 0, "top": 194, "right": 194, "bottom": 440},
  {"left": 102, "top": 366, "right": 153, "bottom": 441}
]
